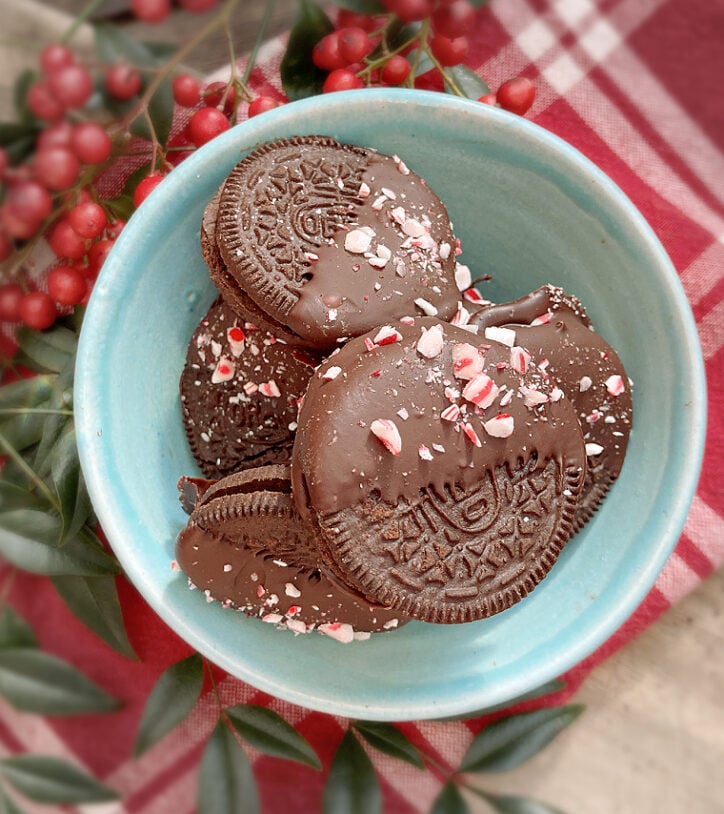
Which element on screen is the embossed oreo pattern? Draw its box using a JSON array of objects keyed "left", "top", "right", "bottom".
[{"left": 322, "top": 456, "right": 579, "bottom": 623}]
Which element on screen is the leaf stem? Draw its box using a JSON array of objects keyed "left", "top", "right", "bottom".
[
  {"left": 0, "top": 429, "right": 59, "bottom": 510},
  {"left": 0, "top": 408, "right": 74, "bottom": 417},
  {"left": 242, "top": 0, "right": 277, "bottom": 85},
  {"left": 61, "top": 0, "right": 107, "bottom": 43}
]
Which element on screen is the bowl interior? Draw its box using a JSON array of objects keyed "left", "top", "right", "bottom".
[{"left": 76, "top": 89, "right": 706, "bottom": 720}]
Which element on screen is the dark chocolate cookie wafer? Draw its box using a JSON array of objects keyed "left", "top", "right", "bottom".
[
  {"left": 201, "top": 189, "right": 308, "bottom": 347},
  {"left": 180, "top": 297, "right": 319, "bottom": 479},
  {"left": 175, "top": 466, "right": 405, "bottom": 639},
  {"left": 292, "top": 318, "right": 587, "bottom": 624},
  {"left": 214, "top": 136, "right": 461, "bottom": 351},
  {"left": 470, "top": 285, "right": 633, "bottom": 531}
]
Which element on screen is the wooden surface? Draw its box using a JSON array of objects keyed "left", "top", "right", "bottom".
[{"left": 2, "top": 2, "right": 723, "bottom": 811}]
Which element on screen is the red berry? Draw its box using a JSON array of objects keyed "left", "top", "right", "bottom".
[
  {"left": 312, "top": 33, "right": 346, "bottom": 72},
  {"left": 105, "top": 62, "right": 142, "bottom": 100},
  {"left": 178, "top": 0, "right": 218, "bottom": 10},
  {"left": 0, "top": 205, "right": 38, "bottom": 240},
  {"left": 47, "top": 265, "right": 87, "bottom": 306},
  {"left": 337, "top": 27, "right": 373, "bottom": 64},
  {"left": 133, "top": 174, "right": 165, "bottom": 207},
  {"left": 5, "top": 181, "right": 53, "bottom": 225},
  {"left": 430, "top": 34, "right": 469, "bottom": 66},
  {"left": 19, "top": 291, "right": 57, "bottom": 330},
  {"left": 37, "top": 120, "right": 74, "bottom": 151},
  {"left": 71, "top": 122, "right": 113, "bottom": 165},
  {"left": 203, "top": 81, "right": 236, "bottom": 114},
  {"left": 27, "top": 80, "right": 65, "bottom": 121},
  {"left": 0, "top": 284, "right": 24, "bottom": 322},
  {"left": 337, "top": 10, "right": 378, "bottom": 32},
  {"left": 130, "top": 0, "right": 171, "bottom": 23},
  {"left": 87, "top": 238, "right": 115, "bottom": 275},
  {"left": 48, "top": 64, "right": 94, "bottom": 110},
  {"left": 0, "top": 232, "right": 11, "bottom": 262},
  {"left": 247, "top": 96, "right": 282, "bottom": 118},
  {"left": 478, "top": 93, "right": 497, "bottom": 106},
  {"left": 49, "top": 218, "right": 87, "bottom": 260},
  {"left": 381, "top": 55, "right": 411, "bottom": 85},
  {"left": 322, "top": 69, "right": 365, "bottom": 93},
  {"left": 68, "top": 201, "right": 107, "bottom": 239},
  {"left": 33, "top": 147, "right": 80, "bottom": 191},
  {"left": 105, "top": 219, "right": 126, "bottom": 239},
  {"left": 173, "top": 73, "right": 200, "bottom": 107},
  {"left": 0, "top": 147, "right": 8, "bottom": 179},
  {"left": 385, "top": 0, "right": 434, "bottom": 23},
  {"left": 496, "top": 76, "right": 536, "bottom": 116},
  {"left": 188, "top": 107, "right": 230, "bottom": 147},
  {"left": 39, "top": 43, "right": 75, "bottom": 74},
  {"left": 431, "top": 0, "right": 475, "bottom": 39}
]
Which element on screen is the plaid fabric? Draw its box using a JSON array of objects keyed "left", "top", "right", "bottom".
[{"left": 4, "top": 0, "right": 723, "bottom": 810}]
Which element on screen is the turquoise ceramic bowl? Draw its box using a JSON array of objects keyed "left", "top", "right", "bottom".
[{"left": 75, "top": 89, "right": 705, "bottom": 720}]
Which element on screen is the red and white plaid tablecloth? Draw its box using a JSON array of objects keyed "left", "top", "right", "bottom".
[{"left": 4, "top": 0, "right": 723, "bottom": 811}]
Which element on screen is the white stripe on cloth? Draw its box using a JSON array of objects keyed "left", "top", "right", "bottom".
[
  {"left": 697, "top": 299, "right": 724, "bottom": 360},
  {"left": 654, "top": 551, "right": 703, "bottom": 605},
  {"left": 679, "top": 238, "right": 724, "bottom": 308},
  {"left": 683, "top": 496, "right": 724, "bottom": 568}
]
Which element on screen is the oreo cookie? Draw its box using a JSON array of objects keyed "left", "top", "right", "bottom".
[
  {"left": 180, "top": 297, "right": 319, "bottom": 479},
  {"left": 175, "top": 465, "right": 405, "bottom": 639},
  {"left": 292, "top": 317, "right": 587, "bottom": 624},
  {"left": 470, "top": 286, "right": 633, "bottom": 530},
  {"left": 213, "top": 136, "right": 462, "bottom": 351}
]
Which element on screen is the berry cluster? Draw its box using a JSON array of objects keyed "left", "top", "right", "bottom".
[{"left": 0, "top": 0, "right": 536, "bottom": 343}]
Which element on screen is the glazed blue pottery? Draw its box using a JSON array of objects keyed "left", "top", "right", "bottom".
[{"left": 75, "top": 89, "right": 706, "bottom": 720}]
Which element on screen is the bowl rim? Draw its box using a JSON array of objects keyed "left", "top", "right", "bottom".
[{"left": 75, "top": 88, "right": 707, "bottom": 719}]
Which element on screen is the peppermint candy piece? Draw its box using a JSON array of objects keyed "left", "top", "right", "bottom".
[{"left": 370, "top": 419, "right": 402, "bottom": 455}]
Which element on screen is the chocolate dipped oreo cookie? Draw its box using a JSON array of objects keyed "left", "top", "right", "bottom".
[
  {"left": 180, "top": 297, "right": 319, "bottom": 479},
  {"left": 213, "top": 136, "right": 461, "bottom": 350},
  {"left": 292, "top": 318, "right": 587, "bottom": 624},
  {"left": 470, "top": 286, "right": 633, "bottom": 530},
  {"left": 176, "top": 465, "right": 405, "bottom": 639}
]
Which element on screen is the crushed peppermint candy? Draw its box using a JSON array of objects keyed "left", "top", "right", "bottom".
[
  {"left": 285, "top": 582, "right": 301, "bottom": 598},
  {"left": 441, "top": 403, "right": 461, "bottom": 422},
  {"left": 463, "top": 372, "right": 499, "bottom": 408},
  {"left": 510, "top": 346, "right": 531, "bottom": 375},
  {"left": 586, "top": 442, "right": 605, "bottom": 456},
  {"left": 483, "top": 414, "right": 515, "bottom": 438},
  {"left": 373, "top": 325, "right": 403, "bottom": 345},
  {"left": 454, "top": 263, "right": 472, "bottom": 291},
  {"left": 227, "top": 326, "right": 245, "bottom": 355},
  {"left": 605, "top": 374, "right": 625, "bottom": 396},
  {"left": 211, "top": 357, "right": 235, "bottom": 384},
  {"left": 550, "top": 386, "right": 564, "bottom": 402},
  {"left": 322, "top": 365, "right": 343, "bottom": 381},
  {"left": 258, "top": 380, "right": 281, "bottom": 398},
  {"left": 519, "top": 385, "right": 549, "bottom": 408},
  {"left": 579, "top": 376, "right": 593, "bottom": 392},
  {"left": 344, "top": 227, "right": 374, "bottom": 254},
  {"left": 452, "top": 342, "right": 484, "bottom": 380},
  {"left": 462, "top": 421, "right": 482, "bottom": 447},
  {"left": 319, "top": 622, "right": 355, "bottom": 643},
  {"left": 414, "top": 297, "right": 438, "bottom": 317},
  {"left": 357, "top": 182, "right": 371, "bottom": 198},
  {"left": 416, "top": 323, "right": 445, "bottom": 358},
  {"left": 484, "top": 326, "right": 516, "bottom": 347},
  {"left": 531, "top": 311, "right": 553, "bottom": 325},
  {"left": 418, "top": 444, "right": 434, "bottom": 461},
  {"left": 397, "top": 407, "right": 409, "bottom": 420},
  {"left": 370, "top": 419, "right": 403, "bottom": 455},
  {"left": 393, "top": 154, "right": 410, "bottom": 174},
  {"left": 450, "top": 302, "right": 471, "bottom": 327}
]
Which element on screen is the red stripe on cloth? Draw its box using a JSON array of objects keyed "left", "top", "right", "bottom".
[{"left": 675, "top": 534, "right": 716, "bottom": 581}]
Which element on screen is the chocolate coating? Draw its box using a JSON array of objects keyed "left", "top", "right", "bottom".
[
  {"left": 215, "top": 136, "right": 460, "bottom": 351},
  {"left": 175, "top": 465, "right": 405, "bottom": 638},
  {"left": 180, "top": 298, "right": 319, "bottom": 479},
  {"left": 292, "top": 318, "right": 586, "bottom": 623},
  {"left": 470, "top": 286, "right": 633, "bottom": 530}
]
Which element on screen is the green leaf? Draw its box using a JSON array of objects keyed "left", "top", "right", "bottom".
[
  {"left": 138, "top": 77, "right": 175, "bottom": 146},
  {"left": 323, "top": 730, "right": 381, "bottom": 814},
  {"left": 475, "top": 791, "right": 566, "bottom": 814},
  {"left": 0, "top": 411, "right": 48, "bottom": 454},
  {"left": 52, "top": 575, "right": 137, "bottom": 659},
  {"left": 333, "top": 0, "right": 385, "bottom": 12},
  {"left": 444, "top": 64, "right": 490, "bottom": 99},
  {"left": 0, "top": 755, "right": 117, "bottom": 804},
  {"left": 0, "top": 608, "right": 37, "bottom": 649},
  {"left": 134, "top": 653, "right": 204, "bottom": 756},
  {"left": 0, "top": 510, "right": 120, "bottom": 576},
  {"left": 33, "top": 411, "right": 70, "bottom": 480},
  {"left": 139, "top": 40, "right": 179, "bottom": 62},
  {"left": 226, "top": 704, "right": 322, "bottom": 769},
  {"left": 49, "top": 426, "right": 92, "bottom": 543},
  {"left": 0, "top": 788, "right": 30, "bottom": 814},
  {"left": 104, "top": 193, "right": 135, "bottom": 221},
  {"left": 469, "top": 0, "right": 492, "bottom": 6},
  {"left": 353, "top": 721, "right": 425, "bottom": 769},
  {"left": 0, "top": 482, "right": 45, "bottom": 513},
  {"left": 0, "top": 123, "right": 40, "bottom": 148},
  {"left": 280, "top": 0, "right": 334, "bottom": 101},
  {"left": 15, "top": 325, "right": 77, "bottom": 374},
  {"left": 431, "top": 782, "right": 470, "bottom": 814},
  {"left": 0, "top": 375, "right": 54, "bottom": 411},
  {"left": 459, "top": 705, "right": 585, "bottom": 774},
  {"left": 0, "top": 375, "right": 57, "bottom": 454},
  {"left": 13, "top": 69, "right": 37, "bottom": 123},
  {"left": 0, "top": 648, "right": 120, "bottom": 715},
  {"left": 198, "top": 721, "right": 259, "bottom": 814},
  {"left": 407, "top": 47, "right": 435, "bottom": 77}
]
